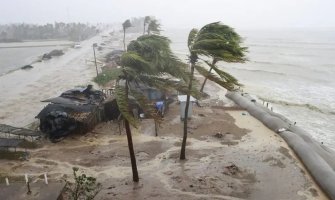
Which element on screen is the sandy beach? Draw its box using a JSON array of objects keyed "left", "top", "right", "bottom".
[{"left": 0, "top": 32, "right": 330, "bottom": 199}]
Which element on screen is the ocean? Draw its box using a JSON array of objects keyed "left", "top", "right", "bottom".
[
  {"left": 0, "top": 40, "right": 73, "bottom": 75},
  {"left": 164, "top": 28, "right": 335, "bottom": 150}
]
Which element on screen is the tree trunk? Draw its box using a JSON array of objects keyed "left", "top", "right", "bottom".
[
  {"left": 123, "top": 28, "right": 126, "bottom": 52},
  {"left": 200, "top": 59, "right": 216, "bottom": 93},
  {"left": 180, "top": 62, "right": 195, "bottom": 160},
  {"left": 125, "top": 119, "right": 139, "bottom": 182},
  {"left": 124, "top": 80, "right": 139, "bottom": 182},
  {"left": 200, "top": 67, "right": 213, "bottom": 93}
]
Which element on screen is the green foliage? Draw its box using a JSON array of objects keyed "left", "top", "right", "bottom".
[
  {"left": 204, "top": 60, "right": 242, "bottom": 87},
  {"left": 0, "top": 150, "right": 26, "bottom": 160},
  {"left": 18, "top": 140, "right": 40, "bottom": 149},
  {"left": 190, "top": 22, "right": 247, "bottom": 60},
  {"left": 115, "top": 84, "right": 139, "bottom": 127},
  {"left": 93, "top": 68, "right": 122, "bottom": 86},
  {"left": 116, "top": 30, "right": 195, "bottom": 127},
  {"left": 181, "top": 22, "right": 248, "bottom": 160},
  {"left": 195, "top": 64, "right": 238, "bottom": 91},
  {"left": 147, "top": 19, "right": 161, "bottom": 35},
  {"left": 188, "top": 29, "right": 198, "bottom": 51},
  {"left": 121, "top": 52, "right": 156, "bottom": 74},
  {"left": 127, "top": 35, "right": 190, "bottom": 82},
  {"left": 188, "top": 22, "right": 247, "bottom": 91},
  {"left": 0, "top": 22, "right": 97, "bottom": 41},
  {"left": 138, "top": 75, "right": 200, "bottom": 98},
  {"left": 129, "top": 88, "right": 162, "bottom": 123},
  {"left": 65, "top": 167, "right": 102, "bottom": 200}
]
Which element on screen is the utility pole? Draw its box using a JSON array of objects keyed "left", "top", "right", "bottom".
[{"left": 93, "top": 43, "right": 98, "bottom": 76}]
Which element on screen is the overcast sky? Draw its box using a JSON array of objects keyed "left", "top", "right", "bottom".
[{"left": 1, "top": 0, "right": 335, "bottom": 29}]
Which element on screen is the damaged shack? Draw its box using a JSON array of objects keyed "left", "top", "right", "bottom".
[
  {"left": 36, "top": 85, "right": 119, "bottom": 142},
  {"left": 36, "top": 82, "right": 175, "bottom": 142}
]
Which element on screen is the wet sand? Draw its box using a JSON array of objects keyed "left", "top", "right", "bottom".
[{"left": 0, "top": 101, "right": 328, "bottom": 199}]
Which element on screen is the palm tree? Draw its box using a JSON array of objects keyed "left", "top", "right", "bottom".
[
  {"left": 147, "top": 19, "right": 161, "bottom": 35},
  {"left": 115, "top": 51, "right": 158, "bottom": 182},
  {"left": 128, "top": 34, "right": 191, "bottom": 83},
  {"left": 180, "top": 22, "right": 247, "bottom": 160},
  {"left": 122, "top": 19, "right": 132, "bottom": 51},
  {"left": 199, "top": 25, "right": 247, "bottom": 93},
  {"left": 143, "top": 16, "right": 151, "bottom": 35},
  {"left": 114, "top": 34, "right": 194, "bottom": 182}
]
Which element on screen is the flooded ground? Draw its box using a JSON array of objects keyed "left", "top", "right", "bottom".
[
  {"left": 0, "top": 100, "right": 327, "bottom": 200},
  {"left": 0, "top": 34, "right": 114, "bottom": 127},
  {"left": 0, "top": 40, "right": 74, "bottom": 75}
]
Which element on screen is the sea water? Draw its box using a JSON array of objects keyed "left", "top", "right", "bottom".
[
  {"left": 0, "top": 41, "right": 73, "bottom": 75},
  {"left": 164, "top": 28, "right": 335, "bottom": 150}
]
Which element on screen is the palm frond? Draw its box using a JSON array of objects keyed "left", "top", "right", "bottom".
[
  {"left": 191, "top": 22, "right": 248, "bottom": 63},
  {"left": 121, "top": 52, "right": 157, "bottom": 74},
  {"left": 188, "top": 29, "right": 198, "bottom": 51},
  {"left": 147, "top": 19, "right": 161, "bottom": 34},
  {"left": 197, "top": 22, "right": 241, "bottom": 42},
  {"left": 194, "top": 64, "right": 239, "bottom": 91},
  {"left": 138, "top": 75, "right": 201, "bottom": 98},
  {"left": 127, "top": 34, "right": 190, "bottom": 82},
  {"left": 193, "top": 39, "right": 237, "bottom": 53},
  {"left": 204, "top": 60, "right": 242, "bottom": 87},
  {"left": 129, "top": 88, "right": 162, "bottom": 123}
]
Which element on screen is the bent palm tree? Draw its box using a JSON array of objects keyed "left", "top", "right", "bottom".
[
  {"left": 180, "top": 22, "right": 247, "bottom": 160},
  {"left": 115, "top": 34, "right": 195, "bottom": 182},
  {"left": 128, "top": 34, "right": 190, "bottom": 83},
  {"left": 122, "top": 19, "right": 131, "bottom": 51},
  {"left": 199, "top": 25, "right": 247, "bottom": 93}
]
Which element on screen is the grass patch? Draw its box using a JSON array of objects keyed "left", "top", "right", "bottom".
[
  {"left": 18, "top": 140, "right": 40, "bottom": 149},
  {"left": 0, "top": 150, "right": 27, "bottom": 160},
  {"left": 93, "top": 68, "right": 122, "bottom": 86}
]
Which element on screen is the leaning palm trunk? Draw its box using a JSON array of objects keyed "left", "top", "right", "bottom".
[
  {"left": 200, "top": 59, "right": 217, "bottom": 93},
  {"left": 200, "top": 68, "right": 212, "bottom": 93},
  {"left": 180, "top": 62, "right": 195, "bottom": 160},
  {"left": 124, "top": 80, "right": 139, "bottom": 182},
  {"left": 125, "top": 119, "right": 139, "bottom": 182}
]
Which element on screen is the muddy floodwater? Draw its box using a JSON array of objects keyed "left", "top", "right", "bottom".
[{"left": 0, "top": 101, "right": 327, "bottom": 200}]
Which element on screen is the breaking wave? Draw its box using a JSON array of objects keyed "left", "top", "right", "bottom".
[
  {"left": 228, "top": 67, "right": 286, "bottom": 76},
  {"left": 252, "top": 60, "right": 301, "bottom": 68},
  {"left": 258, "top": 97, "right": 334, "bottom": 115}
]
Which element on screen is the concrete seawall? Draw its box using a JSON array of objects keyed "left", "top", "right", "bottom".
[{"left": 226, "top": 91, "right": 335, "bottom": 200}]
